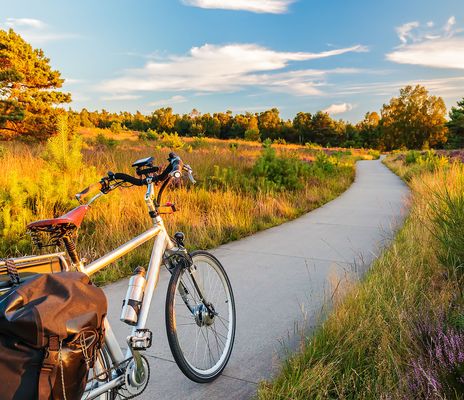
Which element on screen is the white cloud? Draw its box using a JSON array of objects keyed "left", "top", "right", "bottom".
[
  {"left": 1, "top": 17, "right": 77, "bottom": 44},
  {"left": 5, "top": 18, "right": 46, "bottom": 29},
  {"left": 101, "top": 94, "right": 142, "bottom": 101},
  {"left": 387, "top": 16, "right": 464, "bottom": 70},
  {"left": 396, "top": 21, "right": 419, "bottom": 44},
  {"left": 100, "top": 43, "right": 367, "bottom": 97},
  {"left": 335, "top": 76, "right": 464, "bottom": 97},
  {"left": 149, "top": 95, "right": 188, "bottom": 107},
  {"left": 323, "top": 103, "right": 353, "bottom": 115},
  {"left": 182, "top": 0, "right": 295, "bottom": 14}
]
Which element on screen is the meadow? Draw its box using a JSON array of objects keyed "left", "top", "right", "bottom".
[
  {"left": 0, "top": 125, "right": 377, "bottom": 284},
  {"left": 258, "top": 151, "right": 464, "bottom": 399}
]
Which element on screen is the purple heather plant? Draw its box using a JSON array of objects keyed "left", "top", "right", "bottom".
[{"left": 406, "top": 312, "right": 464, "bottom": 399}]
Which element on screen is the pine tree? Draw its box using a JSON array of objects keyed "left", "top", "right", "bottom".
[{"left": 0, "top": 29, "right": 71, "bottom": 140}]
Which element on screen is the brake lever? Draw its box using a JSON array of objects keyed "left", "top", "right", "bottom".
[{"left": 183, "top": 164, "right": 196, "bottom": 184}]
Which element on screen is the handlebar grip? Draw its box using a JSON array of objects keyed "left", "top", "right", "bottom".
[
  {"left": 113, "top": 172, "right": 145, "bottom": 186},
  {"left": 75, "top": 185, "right": 92, "bottom": 202},
  {"left": 168, "top": 152, "right": 182, "bottom": 179}
]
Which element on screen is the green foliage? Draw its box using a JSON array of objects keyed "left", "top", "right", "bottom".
[
  {"left": 405, "top": 150, "right": 422, "bottom": 165},
  {"left": 446, "top": 98, "right": 464, "bottom": 149},
  {"left": 380, "top": 85, "right": 448, "bottom": 150},
  {"left": 368, "top": 149, "right": 380, "bottom": 159},
  {"left": 0, "top": 29, "right": 71, "bottom": 140},
  {"left": 228, "top": 142, "right": 239, "bottom": 152},
  {"left": 95, "top": 133, "right": 118, "bottom": 148},
  {"left": 244, "top": 128, "right": 260, "bottom": 142},
  {"left": 43, "top": 115, "right": 83, "bottom": 172},
  {"left": 138, "top": 128, "right": 159, "bottom": 141},
  {"left": 159, "top": 132, "right": 185, "bottom": 149},
  {"left": 190, "top": 136, "right": 208, "bottom": 149},
  {"left": 109, "top": 121, "right": 123, "bottom": 134},
  {"left": 313, "top": 151, "right": 337, "bottom": 173},
  {"left": 252, "top": 147, "right": 310, "bottom": 191}
]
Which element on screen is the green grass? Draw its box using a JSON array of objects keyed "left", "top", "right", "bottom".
[{"left": 258, "top": 156, "right": 464, "bottom": 399}]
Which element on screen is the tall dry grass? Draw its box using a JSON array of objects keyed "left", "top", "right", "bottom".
[{"left": 0, "top": 129, "right": 373, "bottom": 283}]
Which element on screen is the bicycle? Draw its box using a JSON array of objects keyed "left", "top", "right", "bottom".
[{"left": 22, "top": 153, "right": 236, "bottom": 399}]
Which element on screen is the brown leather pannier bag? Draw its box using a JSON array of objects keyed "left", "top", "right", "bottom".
[{"left": 0, "top": 271, "right": 107, "bottom": 400}]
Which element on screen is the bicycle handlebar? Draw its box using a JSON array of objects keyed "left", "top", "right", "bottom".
[{"left": 75, "top": 153, "right": 194, "bottom": 204}]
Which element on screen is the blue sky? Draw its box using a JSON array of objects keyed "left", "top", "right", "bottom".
[{"left": 1, "top": 0, "right": 464, "bottom": 121}]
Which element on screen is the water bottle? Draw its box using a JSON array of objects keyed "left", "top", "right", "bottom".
[{"left": 120, "top": 266, "right": 146, "bottom": 325}]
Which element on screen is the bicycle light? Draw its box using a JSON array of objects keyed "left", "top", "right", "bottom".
[{"left": 121, "top": 266, "right": 147, "bottom": 325}]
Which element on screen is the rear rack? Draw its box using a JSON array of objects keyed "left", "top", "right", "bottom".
[{"left": 0, "top": 252, "right": 69, "bottom": 293}]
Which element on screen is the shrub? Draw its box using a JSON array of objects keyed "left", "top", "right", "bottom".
[
  {"left": 95, "top": 133, "right": 118, "bottom": 149},
  {"left": 244, "top": 129, "right": 260, "bottom": 142},
  {"left": 190, "top": 136, "right": 208, "bottom": 149},
  {"left": 252, "top": 147, "right": 309, "bottom": 191},
  {"left": 273, "top": 138, "right": 286, "bottom": 145},
  {"left": 305, "top": 142, "right": 320, "bottom": 150},
  {"left": 229, "top": 142, "right": 239, "bottom": 152},
  {"left": 406, "top": 150, "right": 422, "bottom": 165},
  {"left": 159, "top": 132, "right": 184, "bottom": 149},
  {"left": 109, "top": 122, "right": 123, "bottom": 134},
  {"left": 43, "top": 114, "right": 83, "bottom": 172},
  {"left": 368, "top": 149, "right": 380, "bottom": 159},
  {"left": 313, "top": 151, "right": 337, "bottom": 173}
]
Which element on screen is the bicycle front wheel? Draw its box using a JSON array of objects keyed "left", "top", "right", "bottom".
[{"left": 165, "top": 251, "right": 236, "bottom": 383}]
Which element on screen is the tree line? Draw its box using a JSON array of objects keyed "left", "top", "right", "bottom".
[{"left": 1, "top": 28, "right": 464, "bottom": 150}]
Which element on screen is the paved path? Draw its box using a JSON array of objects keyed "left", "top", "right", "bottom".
[{"left": 103, "top": 158, "right": 410, "bottom": 399}]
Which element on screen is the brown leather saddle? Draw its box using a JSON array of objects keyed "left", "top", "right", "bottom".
[{"left": 26, "top": 205, "right": 89, "bottom": 248}]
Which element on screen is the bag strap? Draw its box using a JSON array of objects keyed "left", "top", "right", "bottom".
[
  {"left": 1, "top": 258, "right": 20, "bottom": 286},
  {"left": 38, "top": 336, "right": 60, "bottom": 400}
]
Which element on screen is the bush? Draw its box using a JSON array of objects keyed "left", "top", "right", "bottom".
[
  {"left": 43, "top": 114, "right": 83, "bottom": 172},
  {"left": 244, "top": 129, "right": 260, "bottom": 142},
  {"left": 190, "top": 136, "right": 208, "bottom": 149},
  {"left": 273, "top": 138, "right": 286, "bottom": 145},
  {"left": 159, "top": 132, "right": 184, "bottom": 149},
  {"left": 229, "top": 142, "right": 239, "bottom": 152},
  {"left": 109, "top": 122, "right": 123, "bottom": 134},
  {"left": 95, "top": 133, "right": 118, "bottom": 149},
  {"left": 313, "top": 151, "right": 337, "bottom": 173},
  {"left": 252, "top": 147, "right": 309, "bottom": 191},
  {"left": 368, "top": 149, "right": 380, "bottom": 159},
  {"left": 405, "top": 150, "right": 422, "bottom": 165}
]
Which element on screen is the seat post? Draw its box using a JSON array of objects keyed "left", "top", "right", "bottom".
[{"left": 62, "top": 236, "right": 80, "bottom": 265}]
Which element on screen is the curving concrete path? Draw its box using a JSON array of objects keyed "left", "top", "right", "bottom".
[{"left": 103, "top": 158, "right": 410, "bottom": 399}]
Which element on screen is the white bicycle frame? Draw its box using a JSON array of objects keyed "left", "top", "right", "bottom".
[{"left": 75, "top": 179, "right": 178, "bottom": 399}]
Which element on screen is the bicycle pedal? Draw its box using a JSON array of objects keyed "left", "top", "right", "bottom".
[{"left": 129, "top": 329, "right": 153, "bottom": 350}]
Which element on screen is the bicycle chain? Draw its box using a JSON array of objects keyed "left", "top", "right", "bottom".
[
  {"left": 115, "top": 355, "right": 151, "bottom": 400},
  {"left": 86, "top": 355, "right": 150, "bottom": 399}
]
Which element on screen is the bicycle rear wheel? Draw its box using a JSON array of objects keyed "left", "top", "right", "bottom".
[{"left": 165, "top": 251, "right": 236, "bottom": 383}]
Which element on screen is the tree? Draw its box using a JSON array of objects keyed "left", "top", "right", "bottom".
[
  {"left": 150, "top": 107, "right": 177, "bottom": 132},
  {"left": 311, "top": 111, "right": 336, "bottom": 146},
  {"left": 379, "top": 85, "right": 447, "bottom": 150},
  {"left": 447, "top": 98, "right": 464, "bottom": 148},
  {"left": 293, "top": 112, "right": 312, "bottom": 144},
  {"left": 357, "top": 112, "right": 380, "bottom": 148},
  {"left": 0, "top": 29, "right": 71, "bottom": 140},
  {"left": 258, "top": 108, "right": 281, "bottom": 139}
]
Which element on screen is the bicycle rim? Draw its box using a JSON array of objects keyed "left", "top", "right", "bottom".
[{"left": 166, "top": 251, "right": 235, "bottom": 381}]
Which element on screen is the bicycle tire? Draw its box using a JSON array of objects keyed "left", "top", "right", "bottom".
[
  {"left": 165, "top": 250, "right": 236, "bottom": 383},
  {"left": 83, "top": 345, "right": 115, "bottom": 400}
]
